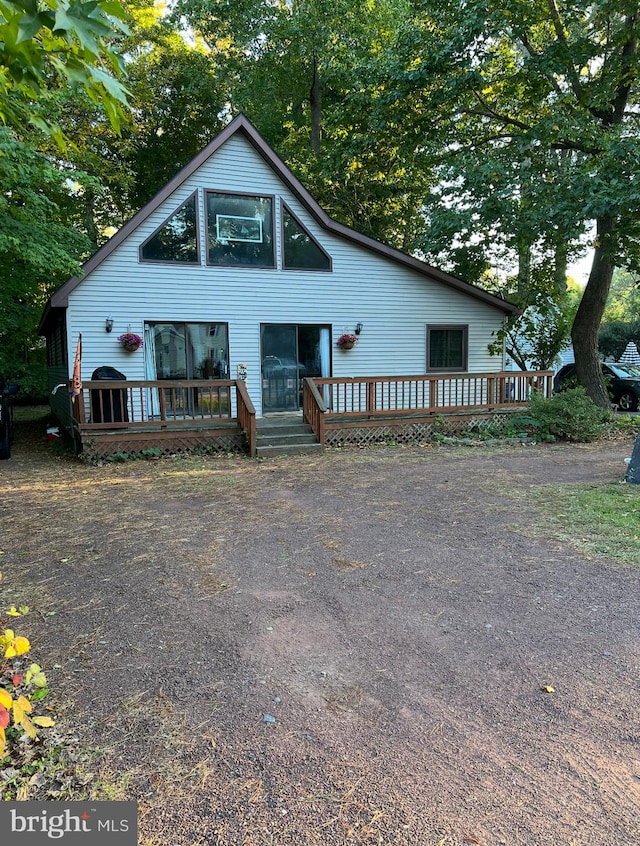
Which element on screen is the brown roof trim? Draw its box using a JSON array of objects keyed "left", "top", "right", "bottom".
[{"left": 47, "top": 114, "right": 519, "bottom": 316}]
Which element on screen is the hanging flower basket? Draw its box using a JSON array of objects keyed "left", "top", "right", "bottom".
[
  {"left": 118, "top": 332, "right": 143, "bottom": 352},
  {"left": 336, "top": 333, "right": 358, "bottom": 351}
]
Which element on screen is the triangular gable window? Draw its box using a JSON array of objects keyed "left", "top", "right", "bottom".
[
  {"left": 282, "top": 204, "right": 331, "bottom": 271},
  {"left": 140, "top": 193, "right": 199, "bottom": 263}
]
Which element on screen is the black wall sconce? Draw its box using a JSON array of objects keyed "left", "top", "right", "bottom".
[
  {"left": 355, "top": 322, "right": 363, "bottom": 336},
  {"left": 105, "top": 316, "right": 114, "bottom": 333}
]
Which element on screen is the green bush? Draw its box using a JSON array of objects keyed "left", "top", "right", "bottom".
[{"left": 528, "top": 387, "right": 611, "bottom": 442}]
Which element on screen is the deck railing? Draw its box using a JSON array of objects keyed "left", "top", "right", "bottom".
[
  {"left": 72, "top": 379, "right": 255, "bottom": 451},
  {"left": 235, "top": 378, "right": 257, "bottom": 456},
  {"left": 303, "top": 370, "right": 553, "bottom": 434},
  {"left": 302, "top": 377, "right": 327, "bottom": 445},
  {"left": 73, "top": 379, "right": 236, "bottom": 428}
]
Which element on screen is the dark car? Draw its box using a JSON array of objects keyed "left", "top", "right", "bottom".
[
  {"left": 0, "top": 382, "right": 19, "bottom": 459},
  {"left": 553, "top": 362, "right": 640, "bottom": 411}
]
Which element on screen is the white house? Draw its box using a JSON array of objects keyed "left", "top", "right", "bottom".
[{"left": 39, "top": 114, "right": 519, "bottom": 446}]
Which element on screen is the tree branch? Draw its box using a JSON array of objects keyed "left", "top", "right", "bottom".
[
  {"left": 546, "top": 0, "right": 586, "bottom": 105},
  {"left": 467, "top": 90, "right": 532, "bottom": 131},
  {"left": 518, "top": 31, "right": 564, "bottom": 98},
  {"left": 603, "top": 15, "right": 638, "bottom": 125}
]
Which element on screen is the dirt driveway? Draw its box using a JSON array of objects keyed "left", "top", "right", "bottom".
[{"left": 1, "top": 420, "right": 639, "bottom": 845}]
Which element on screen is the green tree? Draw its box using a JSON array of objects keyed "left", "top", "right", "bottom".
[
  {"left": 44, "top": 16, "right": 226, "bottom": 247},
  {"left": 0, "top": 0, "right": 133, "bottom": 394},
  {"left": 598, "top": 269, "right": 640, "bottom": 357},
  {"left": 0, "top": 130, "right": 90, "bottom": 397},
  {"left": 379, "top": 0, "right": 640, "bottom": 407},
  {"left": 0, "top": 0, "right": 130, "bottom": 141},
  {"left": 121, "top": 25, "right": 226, "bottom": 209},
  {"left": 602, "top": 269, "right": 640, "bottom": 323},
  {"left": 487, "top": 279, "right": 581, "bottom": 371},
  {"left": 171, "top": 0, "right": 426, "bottom": 247}
]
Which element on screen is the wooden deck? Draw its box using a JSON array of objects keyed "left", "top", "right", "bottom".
[
  {"left": 71, "top": 371, "right": 551, "bottom": 458},
  {"left": 72, "top": 378, "right": 255, "bottom": 459},
  {"left": 303, "top": 370, "right": 553, "bottom": 449}
]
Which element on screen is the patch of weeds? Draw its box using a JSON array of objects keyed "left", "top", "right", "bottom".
[
  {"left": 105, "top": 448, "right": 162, "bottom": 463},
  {"left": 531, "top": 482, "right": 640, "bottom": 566},
  {"left": 0, "top": 581, "right": 65, "bottom": 799},
  {"left": 503, "top": 413, "right": 539, "bottom": 439},
  {"left": 611, "top": 414, "right": 640, "bottom": 436},
  {"left": 1, "top": 735, "right": 99, "bottom": 801},
  {"left": 461, "top": 420, "right": 504, "bottom": 440},
  {"left": 432, "top": 414, "right": 449, "bottom": 434}
]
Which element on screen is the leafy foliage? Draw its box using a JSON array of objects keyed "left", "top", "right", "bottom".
[
  {"left": 0, "top": 129, "right": 90, "bottom": 394},
  {"left": 0, "top": 585, "right": 54, "bottom": 765},
  {"left": 171, "top": 0, "right": 426, "bottom": 248},
  {"left": 376, "top": 1, "right": 640, "bottom": 406},
  {"left": 528, "top": 387, "right": 611, "bottom": 442},
  {"left": 488, "top": 281, "right": 581, "bottom": 371},
  {"left": 598, "top": 318, "right": 640, "bottom": 360},
  {"left": 0, "top": 0, "right": 130, "bottom": 141},
  {"left": 599, "top": 270, "right": 640, "bottom": 358}
]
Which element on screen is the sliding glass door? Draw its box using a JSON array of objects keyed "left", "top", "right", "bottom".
[
  {"left": 146, "top": 322, "right": 229, "bottom": 380},
  {"left": 261, "top": 324, "right": 330, "bottom": 412},
  {"left": 144, "top": 322, "right": 229, "bottom": 417}
]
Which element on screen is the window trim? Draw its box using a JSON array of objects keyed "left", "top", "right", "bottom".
[
  {"left": 139, "top": 191, "right": 201, "bottom": 266},
  {"left": 280, "top": 201, "right": 332, "bottom": 272},
  {"left": 205, "top": 189, "right": 276, "bottom": 269},
  {"left": 426, "top": 324, "right": 469, "bottom": 373}
]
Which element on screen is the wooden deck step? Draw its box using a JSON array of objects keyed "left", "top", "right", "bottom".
[{"left": 255, "top": 418, "right": 321, "bottom": 458}]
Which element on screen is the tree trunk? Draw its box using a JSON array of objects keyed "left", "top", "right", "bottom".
[
  {"left": 553, "top": 235, "right": 568, "bottom": 299},
  {"left": 310, "top": 52, "right": 322, "bottom": 155},
  {"left": 84, "top": 188, "right": 98, "bottom": 250},
  {"left": 516, "top": 235, "right": 531, "bottom": 301},
  {"left": 570, "top": 216, "right": 615, "bottom": 409}
]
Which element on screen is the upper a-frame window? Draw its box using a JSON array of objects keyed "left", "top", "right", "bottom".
[
  {"left": 282, "top": 204, "right": 331, "bottom": 271},
  {"left": 140, "top": 193, "right": 199, "bottom": 264},
  {"left": 206, "top": 192, "right": 275, "bottom": 267}
]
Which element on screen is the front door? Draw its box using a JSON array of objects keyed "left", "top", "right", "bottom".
[{"left": 261, "top": 324, "right": 329, "bottom": 412}]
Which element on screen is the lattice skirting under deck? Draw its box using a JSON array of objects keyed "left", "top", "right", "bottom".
[
  {"left": 323, "top": 412, "right": 520, "bottom": 449},
  {"left": 79, "top": 430, "right": 246, "bottom": 460}
]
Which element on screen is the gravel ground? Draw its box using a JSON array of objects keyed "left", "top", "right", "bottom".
[{"left": 1, "top": 417, "right": 639, "bottom": 845}]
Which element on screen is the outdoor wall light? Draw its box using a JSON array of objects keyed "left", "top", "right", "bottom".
[
  {"left": 355, "top": 322, "right": 363, "bottom": 336},
  {"left": 105, "top": 316, "right": 114, "bottom": 333}
]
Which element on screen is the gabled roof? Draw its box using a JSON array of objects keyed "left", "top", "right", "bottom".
[{"left": 41, "top": 113, "right": 519, "bottom": 328}]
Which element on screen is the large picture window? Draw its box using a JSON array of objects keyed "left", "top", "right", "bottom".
[
  {"left": 427, "top": 325, "right": 468, "bottom": 372},
  {"left": 140, "top": 193, "right": 199, "bottom": 264},
  {"left": 206, "top": 192, "right": 274, "bottom": 267}
]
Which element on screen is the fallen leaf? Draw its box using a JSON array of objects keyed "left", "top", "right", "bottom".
[
  {"left": 32, "top": 716, "right": 55, "bottom": 728},
  {"left": 540, "top": 685, "right": 555, "bottom": 693}
]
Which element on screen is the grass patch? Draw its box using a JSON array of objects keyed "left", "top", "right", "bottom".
[{"left": 532, "top": 482, "right": 640, "bottom": 566}]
